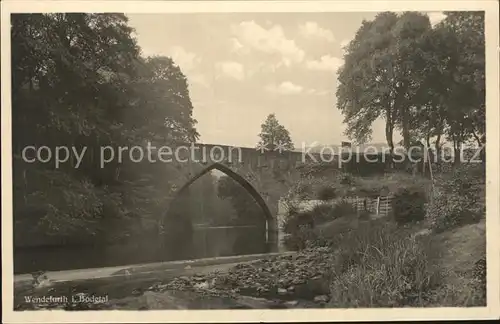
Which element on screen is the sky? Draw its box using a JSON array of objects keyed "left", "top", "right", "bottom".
[{"left": 127, "top": 12, "right": 446, "bottom": 149}]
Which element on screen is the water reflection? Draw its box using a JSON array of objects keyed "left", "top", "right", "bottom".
[
  {"left": 191, "top": 225, "right": 269, "bottom": 259},
  {"left": 14, "top": 225, "right": 270, "bottom": 274},
  {"left": 14, "top": 171, "right": 273, "bottom": 274}
]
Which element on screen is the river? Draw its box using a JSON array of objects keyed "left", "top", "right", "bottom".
[{"left": 14, "top": 225, "right": 270, "bottom": 274}]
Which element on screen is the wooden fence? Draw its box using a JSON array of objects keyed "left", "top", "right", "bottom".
[
  {"left": 339, "top": 195, "right": 393, "bottom": 218},
  {"left": 280, "top": 195, "right": 394, "bottom": 221}
]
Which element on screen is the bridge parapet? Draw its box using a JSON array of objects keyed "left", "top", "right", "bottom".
[{"left": 159, "top": 142, "right": 337, "bottom": 252}]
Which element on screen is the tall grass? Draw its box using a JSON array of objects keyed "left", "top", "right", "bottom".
[{"left": 327, "top": 221, "right": 440, "bottom": 307}]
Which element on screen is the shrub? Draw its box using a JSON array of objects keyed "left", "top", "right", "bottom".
[
  {"left": 327, "top": 221, "right": 440, "bottom": 307},
  {"left": 337, "top": 173, "right": 354, "bottom": 185},
  {"left": 284, "top": 225, "right": 317, "bottom": 250},
  {"left": 283, "top": 201, "right": 356, "bottom": 250},
  {"left": 330, "top": 199, "right": 357, "bottom": 220},
  {"left": 392, "top": 188, "right": 427, "bottom": 225},
  {"left": 297, "top": 161, "right": 340, "bottom": 178},
  {"left": 316, "top": 186, "right": 337, "bottom": 200},
  {"left": 428, "top": 164, "right": 485, "bottom": 232},
  {"left": 294, "top": 183, "right": 312, "bottom": 199},
  {"left": 427, "top": 188, "right": 483, "bottom": 233},
  {"left": 309, "top": 204, "right": 336, "bottom": 224},
  {"left": 282, "top": 204, "right": 313, "bottom": 235}
]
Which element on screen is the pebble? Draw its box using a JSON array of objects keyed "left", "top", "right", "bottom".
[
  {"left": 277, "top": 288, "right": 288, "bottom": 295},
  {"left": 313, "top": 295, "right": 330, "bottom": 303}
]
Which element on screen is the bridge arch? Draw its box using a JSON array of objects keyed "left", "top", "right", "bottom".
[{"left": 170, "top": 162, "right": 273, "bottom": 222}]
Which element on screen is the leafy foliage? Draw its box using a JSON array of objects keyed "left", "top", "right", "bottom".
[
  {"left": 316, "top": 186, "right": 337, "bottom": 200},
  {"left": 392, "top": 188, "right": 427, "bottom": 225},
  {"left": 337, "top": 11, "right": 485, "bottom": 164},
  {"left": 282, "top": 199, "right": 358, "bottom": 251},
  {"left": 257, "top": 113, "right": 294, "bottom": 151},
  {"left": 12, "top": 13, "right": 199, "bottom": 246},
  {"left": 427, "top": 164, "right": 485, "bottom": 232}
]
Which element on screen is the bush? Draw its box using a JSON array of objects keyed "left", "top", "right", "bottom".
[
  {"left": 283, "top": 201, "right": 357, "bottom": 250},
  {"left": 316, "top": 186, "right": 337, "bottom": 200},
  {"left": 428, "top": 164, "right": 485, "bottom": 232},
  {"left": 309, "top": 204, "right": 336, "bottom": 224},
  {"left": 333, "top": 199, "right": 357, "bottom": 217},
  {"left": 392, "top": 188, "right": 427, "bottom": 225},
  {"left": 282, "top": 204, "right": 313, "bottom": 235},
  {"left": 337, "top": 173, "right": 354, "bottom": 185},
  {"left": 294, "top": 183, "right": 312, "bottom": 199},
  {"left": 284, "top": 225, "right": 317, "bottom": 250},
  {"left": 427, "top": 188, "right": 483, "bottom": 233},
  {"left": 327, "top": 221, "right": 440, "bottom": 307}
]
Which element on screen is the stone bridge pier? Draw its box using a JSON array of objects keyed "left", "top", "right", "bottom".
[{"left": 158, "top": 143, "right": 310, "bottom": 253}]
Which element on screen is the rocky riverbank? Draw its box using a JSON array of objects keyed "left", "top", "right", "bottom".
[{"left": 14, "top": 247, "right": 336, "bottom": 310}]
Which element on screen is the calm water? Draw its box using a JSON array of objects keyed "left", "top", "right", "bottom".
[{"left": 14, "top": 226, "right": 270, "bottom": 274}]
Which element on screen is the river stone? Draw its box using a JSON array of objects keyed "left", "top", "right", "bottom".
[
  {"left": 313, "top": 295, "right": 330, "bottom": 303},
  {"left": 131, "top": 288, "right": 143, "bottom": 296},
  {"left": 277, "top": 288, "right": 288, "bottom": 295},
  {"left": 294, "top": 276, "right": 330, "bottom": 300}
]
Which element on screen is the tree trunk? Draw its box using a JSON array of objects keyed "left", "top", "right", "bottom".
[
  {"left": 385, "top": 107, "right": 395, "bottom": 169},
  {"left": 471, "top": 130, "right": 482, "bottom": 148},
  {"left": 435, "top": 129, "right": 442, "bottom": 167},
  {"left": 425, "top": 133, "right": 433, "bottom": 172},
  {"left": 394, "top": 82, "right": 410, "bottom": 150},
  {"left": 453, "top": 139, "right": 461, "bottom": 166},
  {"left": 401, "top": 108, "right": 411, "bottom": 151}
]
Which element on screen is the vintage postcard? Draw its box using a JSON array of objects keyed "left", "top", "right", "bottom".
[{"left": 2, "top": 0, "right": 499, "bottom": 322}]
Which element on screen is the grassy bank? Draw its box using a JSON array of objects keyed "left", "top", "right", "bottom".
[{"left": 279, "top": 165, "right": 486, "bottom": 307}]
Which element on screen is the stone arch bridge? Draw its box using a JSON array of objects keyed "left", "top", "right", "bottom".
[{"left": 158, "top": 143, "right": 325, "bottom": 252}]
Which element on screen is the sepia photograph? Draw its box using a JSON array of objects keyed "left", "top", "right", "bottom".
[{"left": 1, "top": 0, "right": 499, "bottom": 322}]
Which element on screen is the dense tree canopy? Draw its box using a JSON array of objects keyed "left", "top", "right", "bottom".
[
  {"left": 11, "top": 13, "right": 199, "bottom": 246},
  {"left": 337, "top": 11, "right": 485, "bottom": 163},
  {"left": 257, "top": 113, "right": 294, "bottom": 151}
]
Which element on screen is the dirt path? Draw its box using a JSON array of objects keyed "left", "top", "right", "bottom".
[{"left": 424, "top": 220, "right": 486, "bottom": 306}]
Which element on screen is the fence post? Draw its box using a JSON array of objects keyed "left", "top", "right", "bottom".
[{"left": 376, "top": 196, "right": 380, "bottom": 215}]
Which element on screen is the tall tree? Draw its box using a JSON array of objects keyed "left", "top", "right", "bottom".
[
  {"left": 438, "top": 12, "right": 485, "bottom": 163},
  {"left": 411, "top": 12, "right": 485, "bottom": 163},
  {"left": 257, "top": 113, "right": 294, "bottom": 151},
  {"left": 337, "top": 12, "right": 400, "bottom": 160},
  {"left": 391, "top": 12, "right": 433, "bottom": 150},
  {"left": 337, "top": 11, "right": 484, "bottom": 167},
  {"left": 11, "top": 13, "right": 199, "bottom": 247}
]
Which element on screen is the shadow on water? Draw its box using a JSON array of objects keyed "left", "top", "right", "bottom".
[
  {"left": 162, "top": 184, "right": 271, "bottom": 261},
  {"left": 14, "top": 171, "right": 272, "bottom": 274},
  {"left": 14, "top": 224, "right": 271, "bottom": 274},
  {"left": 161, "top": 170, "right": 272, "bottom": 261}
]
